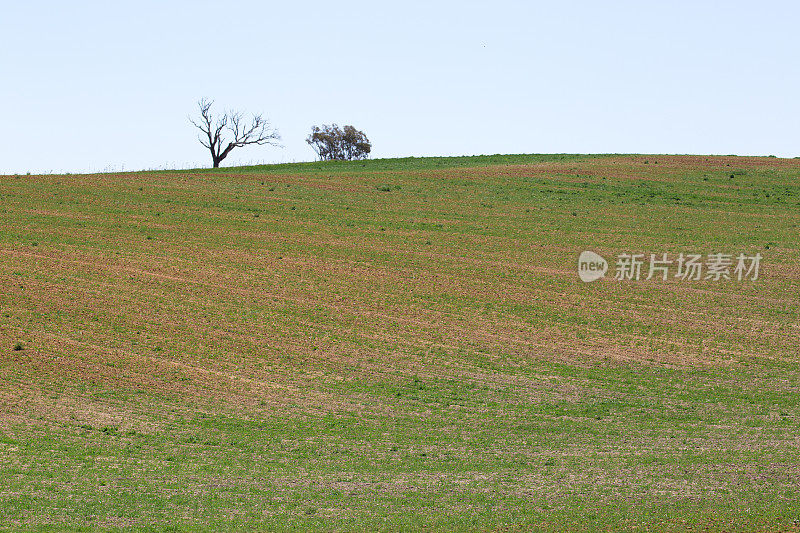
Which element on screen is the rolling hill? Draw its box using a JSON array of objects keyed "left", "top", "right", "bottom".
[{"left": 1, "top": 154, "right": 799, "bottom": 531}]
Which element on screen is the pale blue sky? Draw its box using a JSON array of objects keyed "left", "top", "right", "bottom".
[{"left": 1, "top": 1, "right": 798, "bottom": 173}]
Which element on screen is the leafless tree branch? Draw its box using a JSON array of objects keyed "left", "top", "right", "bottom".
[{"left": 189, "top": 99, "right": 281, "bottom": 168}]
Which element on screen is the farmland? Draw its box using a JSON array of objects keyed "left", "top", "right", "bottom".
[{"left": 1, "top": 154, "right": 799, "bottom": 531}]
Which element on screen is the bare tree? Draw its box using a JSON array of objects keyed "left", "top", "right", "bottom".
[{"left": 190, "top": 99, "right": 281, "bottom": 168}]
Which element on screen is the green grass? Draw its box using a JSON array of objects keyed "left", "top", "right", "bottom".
[{"left": 0, "top": 154, "right": 799, "bottom": 531}]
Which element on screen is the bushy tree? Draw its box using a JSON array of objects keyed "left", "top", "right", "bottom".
[{"left": 306, "top": 124, "right": 371, "bottom": 161}]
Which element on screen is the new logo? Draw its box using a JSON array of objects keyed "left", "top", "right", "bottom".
[{"left": 578, "top": 251, "right": 608, "bottom": 282}]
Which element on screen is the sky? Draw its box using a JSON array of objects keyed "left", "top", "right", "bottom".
[{"left": 1, "top": 0, "right": 798, "bottom": 174}]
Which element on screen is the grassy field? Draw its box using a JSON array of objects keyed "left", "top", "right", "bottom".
[{"left": 1, "top": 153, "right": 799, "bottom": 531}]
